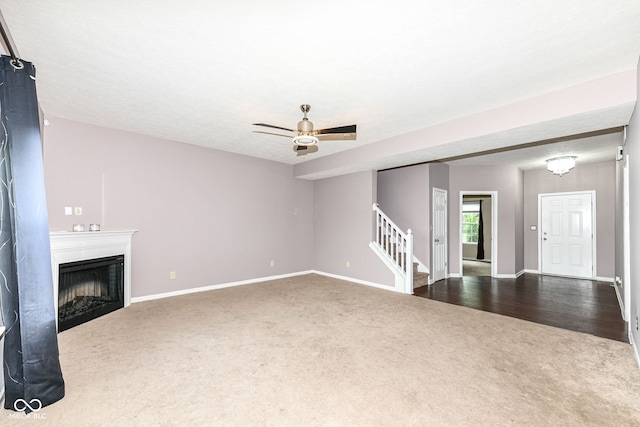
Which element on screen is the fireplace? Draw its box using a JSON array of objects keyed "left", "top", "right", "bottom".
[
  {"left": 50, "top": 230, "right": 136, "bottom": 331},
  {"left": 58, "top": 255, "right": 125, "bottom": 331}
]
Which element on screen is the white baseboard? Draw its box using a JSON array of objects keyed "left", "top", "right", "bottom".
[
  {"left": 131, "top": 270, "right": 315, "bottom": 303},
  {"left": 131, "top": 270, "right": 398, "bottom": 303},
  {"left": 613, "top": 283, "right": 627, "bottom": 321},
  {"left": 522, "top": 269, "right": 540, "bottom": 275},
  {"left": 596, "top": 276, "right": 615, "bottom": 283},
  {"left": 311, "top": 270, "right": 398, "bottom": 292},
  {"left": 630, "top": 333, "right": 640, "bottom": 369}
]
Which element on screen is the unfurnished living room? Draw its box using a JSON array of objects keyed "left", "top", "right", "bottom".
[{"left": 1, "top": 1, "right": 640, "bottom": 425}]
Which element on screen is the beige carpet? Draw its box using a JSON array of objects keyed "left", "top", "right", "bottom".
[{"left": 3, "top": 274, "right": 640, "bottom": 425}]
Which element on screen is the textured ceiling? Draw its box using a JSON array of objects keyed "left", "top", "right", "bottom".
[{"left": 0, "top": 1, "right": 639, "bottom": 175}]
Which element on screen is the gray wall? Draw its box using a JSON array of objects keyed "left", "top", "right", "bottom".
[
  {"left": 377, "top": 164, "right": 430, "bottom": 266},
  {"left": 449, "top": 165, "right": 523, "bottom": 276},
  {"left": 44, "top": 117, "right": 315, "bottom": 298},
  {"left": 313, "top": 171, "right": 395, "bottom": 286},
  {"left": 523, "top": 161, "right": 616, "bottom": 278}
]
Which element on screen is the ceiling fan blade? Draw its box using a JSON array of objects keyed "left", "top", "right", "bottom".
[
  {"left": 253, "top": 131, "right": 291, "bottom": 138},
  {"left": 315, "top": 124, "right": 357, "bottom": 135},
  {"left": 316, "top": 132, "right": 357, "bottom": 141},
  {"left": 253, "top": 123, "right": 295, "bottom": 132}
]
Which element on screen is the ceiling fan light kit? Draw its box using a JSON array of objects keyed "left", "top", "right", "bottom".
[
  {"left": 292, "top": 135, "right": 319, "bottom": 146},
  {"left": 252, "top": 104, "right": 357, "bottom": 156}
]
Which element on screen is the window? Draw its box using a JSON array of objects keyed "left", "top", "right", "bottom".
[{"left": 462, "top": 202, "right": 480, "bottom": 244}]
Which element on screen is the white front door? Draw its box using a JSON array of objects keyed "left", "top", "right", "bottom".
[
  {"left": 432, "top": 188, "right": 447, "bottom": 282},
  {"left": 540, "top": 192, "right": 594, "bottom": 279}
]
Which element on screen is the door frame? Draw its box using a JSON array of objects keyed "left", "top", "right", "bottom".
[
  {"left": 537, "top": 190, "right": 597, "bottom": 279},
  {"left": 458, "top": 191, "right": 498, "bottom": 278}
]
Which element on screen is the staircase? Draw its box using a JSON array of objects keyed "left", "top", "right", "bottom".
[
  {"left": 413, "top": 262, "right": 429, "bottom": 289},
  {"left": 370, "top": 203, "right": 429, "bottom": 294}
]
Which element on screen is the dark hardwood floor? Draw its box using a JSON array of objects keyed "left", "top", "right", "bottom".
[{"left": 414, "top": 273, "right": 628, "bottom": 342}]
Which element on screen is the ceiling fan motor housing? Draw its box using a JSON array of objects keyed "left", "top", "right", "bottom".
[{"left": 297, "top": 118, "right": 314, "bottom": 135}]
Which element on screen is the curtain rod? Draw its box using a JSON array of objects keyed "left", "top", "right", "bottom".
[{"left": 0, "top": 9, "right": 19, "bottom": 63}]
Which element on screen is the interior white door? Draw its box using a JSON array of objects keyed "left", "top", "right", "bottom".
[
  {"left": 432, "top": 188, "right": 447, "bottom": 282},
  {"left": 540, "top": 192, "right": 593, "bottom": 278}
]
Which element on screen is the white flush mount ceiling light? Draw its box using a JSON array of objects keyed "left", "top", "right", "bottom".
[
  {"left": 292, "top": 134, "right": 319, "bottom": 146},
  {"left": 546, "top": 156, "right": 576, "bottom": 176}
]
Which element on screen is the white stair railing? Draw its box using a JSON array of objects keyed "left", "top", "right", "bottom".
[{"left": 371, "top": 203, "right": 414, "bottom": 294}]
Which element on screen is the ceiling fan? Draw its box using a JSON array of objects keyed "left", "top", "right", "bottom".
[{"left": 253, "top": 104, "right": 357, "bottom": 156}]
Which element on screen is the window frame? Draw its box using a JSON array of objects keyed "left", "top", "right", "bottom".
[{"left": 462, "top": 202, "right": 480, "bottom": 244}]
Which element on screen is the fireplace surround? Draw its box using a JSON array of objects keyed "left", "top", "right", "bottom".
[{"left": 49, "top": 230, "right": 136, "bottom": 330}]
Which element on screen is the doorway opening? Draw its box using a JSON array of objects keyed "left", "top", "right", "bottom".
[{"left": 460, "top": 192, "right": 497, "bottom": 277}]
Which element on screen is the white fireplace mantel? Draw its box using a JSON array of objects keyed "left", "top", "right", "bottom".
[{"left": 49, "top": 230, "right": 137, "bottom": 316}]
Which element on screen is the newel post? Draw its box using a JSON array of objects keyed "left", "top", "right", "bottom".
[{"left": 406, "top": 229, "right": 414, "bottom": 294}]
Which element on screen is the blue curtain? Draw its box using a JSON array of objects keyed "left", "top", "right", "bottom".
[{"left": 0, "top": 56, "right": 65, "bottom": 412}]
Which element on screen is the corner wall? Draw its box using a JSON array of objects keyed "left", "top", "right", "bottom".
[
  {"left": 43, "top": 117, "right": 315, "bottom": 298},
  {"left": 313, "top": 171, "right": 395, "bottom": 287},
  {"left": 377, "top": 164, "right": 430, "bottom": 266}
]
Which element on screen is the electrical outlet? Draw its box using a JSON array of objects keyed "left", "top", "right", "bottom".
[
  {"left": 270, "top": 260, "right": 275, "bottom": 267},
  {"left": 170, "top": 271, "right": 176, "bottom": 279},
  {"left": 636, "top": 317, "right": 639, "bottom": 331},
  {"left": 346, "top": 261, "right": 351, "bottom": 268},
  {"left": 64, "top": 206, "right": 73, "bottom": 216},
  {"left": 74, "top": 207, "right": 83, "bottom": 216}
]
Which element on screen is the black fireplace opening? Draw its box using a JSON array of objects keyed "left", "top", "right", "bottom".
[{"left": 58, "top": 255, "right": 125, "bottom": 332}]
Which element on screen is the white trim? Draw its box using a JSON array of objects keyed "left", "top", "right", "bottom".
[
  {"left": 623, "top": 154, "right": 631, "bottom": 320},
  {"left": 595, "top": 276, "right": 615, "bottom": 283},
  {"left": 50, "top": 230, "right": 137, "bottom": 328},
  {"left": 131, "top": 270, "right": 315, "bottom": 303},
  {"left": 131, "top": 270, "right": 398, "bottom": 304},
  {"left": 494, "top": 273, "right": 518, "bottom": 279},
  {"left": 613, "top": 282, "right": 626, "bottom": 320},
  {"left": 630, "top": 332, "right": 640, "bottom": 369},
  {"left": 459, "top": 191, "right": 498, "bottom": 278},
  {"left": 311, "top": 270, "right": 398, "bottom": 292},
  {"left": 522, "top": 269, "right": 540, "bottom": 275},
  {"left": 369, "top": 242, "right": 406, "bottom": 291},
  {"left": 538, "top": 191, "right": 596, "bottom": 279}
]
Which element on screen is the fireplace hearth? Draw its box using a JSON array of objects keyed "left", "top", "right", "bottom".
[{"left": 58, "top": 255, "right": 124, "bottom": 331}]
